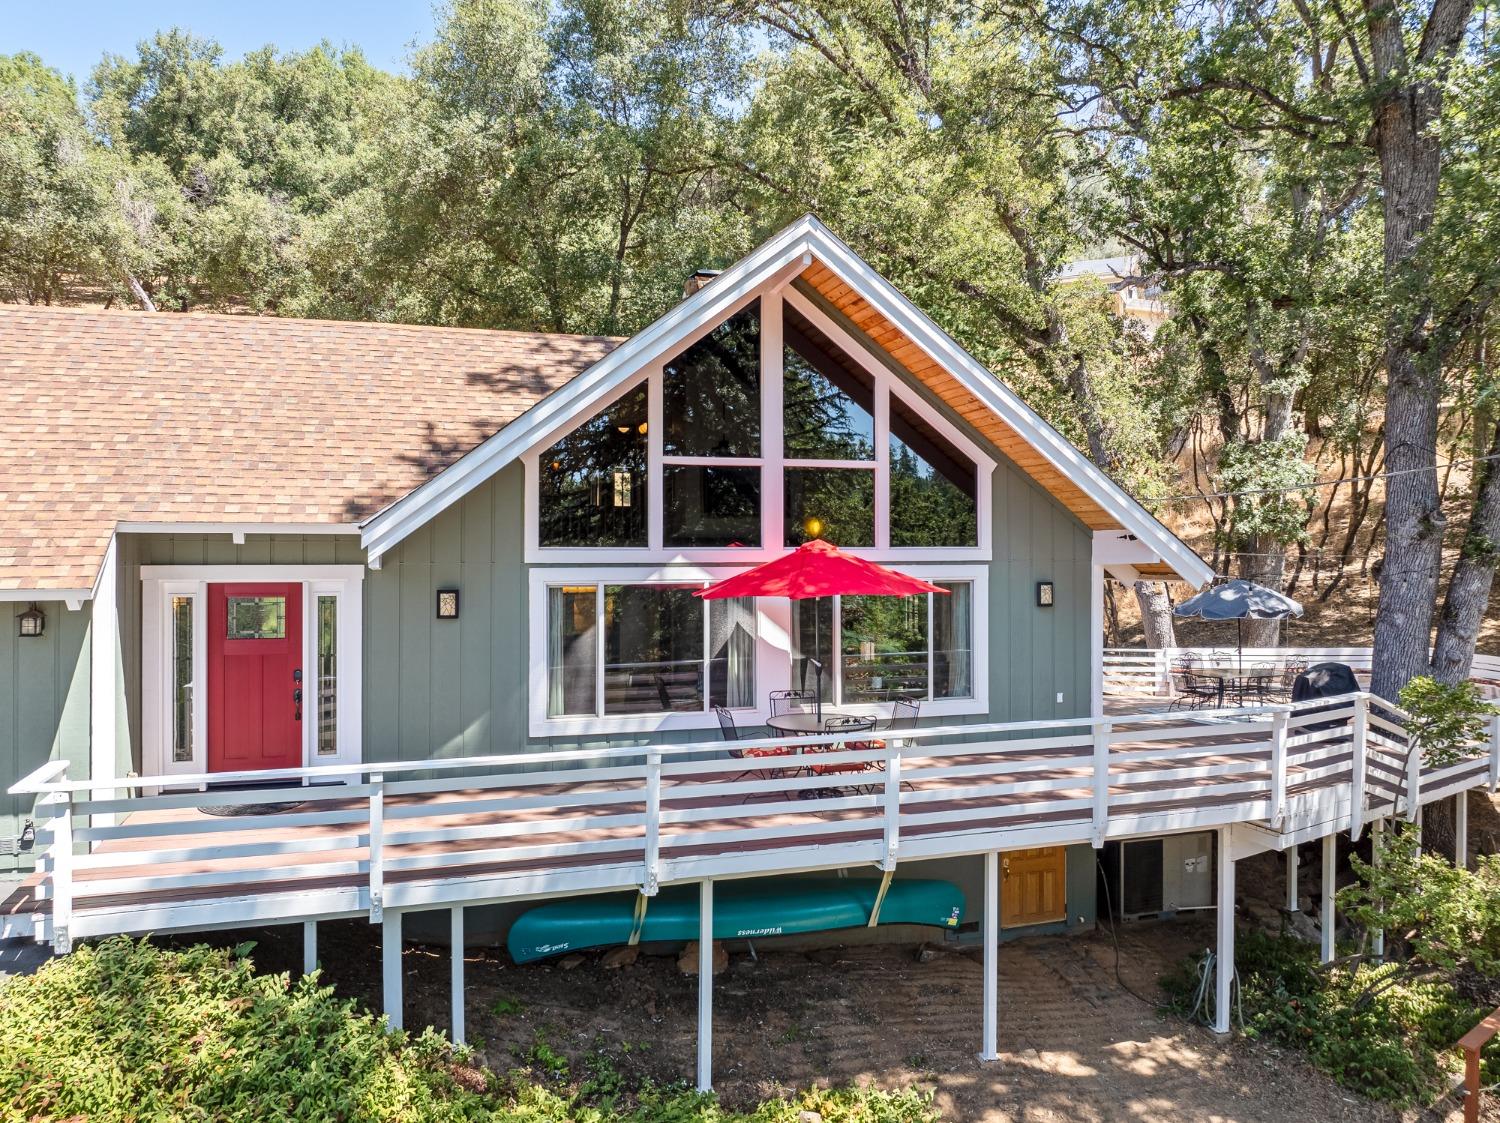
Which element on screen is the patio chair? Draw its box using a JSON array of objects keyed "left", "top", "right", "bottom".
[
  {"left": 716, "top": 706, "right": 794, "bottom": 792},
  {"left": 805, "top": 715, "right": 881, "bottom": 796},
  {"left": 768, "top": 688, "right": 815, "bottom": 717},
  {"left": 1263, "top": 658, "right": 1307, "bottom": 703},
  {"left": 1168, "top": 659, "right": 1218, "bottom": 711}
]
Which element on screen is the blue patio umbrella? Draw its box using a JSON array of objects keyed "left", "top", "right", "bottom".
[{"left": 1173, "top": 579, "right": 1304, "bottom": 667}]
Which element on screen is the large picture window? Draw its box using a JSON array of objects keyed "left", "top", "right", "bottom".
[
  {"left": 530, "top": 292, "right": 990, "bottom": 560},
  {"left": 793, "top": 582, "right": 974, "bottom": 706},
  {"left": 547, "top": 583, "right": 755, "bottom": 719}
]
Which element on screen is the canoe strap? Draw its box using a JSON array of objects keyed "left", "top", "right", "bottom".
[
  {"left": 627, "top": 892, "right": 649, "bottom": 946},
  {"left": 867, "top": 868, "right": 896, "bottom": 928}
]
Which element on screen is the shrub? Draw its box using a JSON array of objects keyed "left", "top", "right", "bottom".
[
  {"left": 1398, "top": 676, "right": 1497, "bottom": 768},
  {"left": 0, "top": 937, "right": 941, "bottom": 1123}
]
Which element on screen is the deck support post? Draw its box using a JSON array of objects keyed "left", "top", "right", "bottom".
[
  {"left": 696, "top": 880, "right": 713, "bottom": 1093},
  {"left": 980, "top": 850, "right": 999, "bottom": 1062},
  {"left": 302, "top": 920, "right": 317, "bottom": 976},
  {"left": 1455, "top": 794, "right": 1468, "bottom": 870},
  {"left": 1283, "top": 845, "right": 1298, "bottom": 913},
  {"left": 383, "top": 909, "right": 403, "bottom": 1031},
  {"left": 1371, "top": 819, "right": 1385, "bottom": 961},
  {"left": 1320, "top": 834, "right": 1336, "bottom": 964},
  {"left": 1213, "top": 827, "right": 1235, "bottom": 1035},
  {"left": 451, "top": 906, "right": 465, "bottom": 1046}
]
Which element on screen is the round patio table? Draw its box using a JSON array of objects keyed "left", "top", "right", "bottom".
[
  {"left": 764, "top": 709, "right": 864, "bottom": 735},
  {"left": 1192, "top": 664, "right": 1276, "bottom": 706}
]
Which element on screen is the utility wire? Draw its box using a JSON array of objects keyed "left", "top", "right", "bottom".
[{"left": 1155, "top": 451, "right": 1500, "bottom": 505}]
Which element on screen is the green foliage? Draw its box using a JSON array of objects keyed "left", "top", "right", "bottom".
[
  {"left": 0, "top": 936, "right": 495, "bottom": 1121},
  {"left": 0, "top": 937, "right": 942, "bottom": 1123},
  {"left": 1398, "top": 676, "right": 1497, "bottom": 768},
  {"left": 1165, "top": 928, "right": 1491, "bottom": 1105},
  {"left": 1341, "top": 823, "right": 1500, "bottom": 981}
]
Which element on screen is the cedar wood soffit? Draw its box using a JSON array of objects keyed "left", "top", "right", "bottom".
[{"left": 358, "top": 215, "right": 1212, "bottom": 587}]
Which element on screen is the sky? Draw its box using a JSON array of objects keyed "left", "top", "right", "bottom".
[{"left": 4, "top": 1, "right": 437, "bottom": 81}]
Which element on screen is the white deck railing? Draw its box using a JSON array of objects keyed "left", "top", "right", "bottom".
[
  {"left": 1104, "top": 646, "right": 1500, "bottom": 698},
  {"left": 10, "top": 694, "right": 1500, "bottom": 952}
]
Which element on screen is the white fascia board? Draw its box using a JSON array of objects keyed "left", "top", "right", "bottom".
[
  {"left": 116, "top": 522, "right": 361, "bottom": 535},
  {"left": 359, "top": 212, "right": 1210, "bottom": 587},
  {"left": 0, "top": 588, "right": 93, "bottom": 603},
  {"left": 798, "top": 221, "right": 1213, "bottom": 589},
  {"left": 359, "top": 218, "right": 821, "bottom": 562}
]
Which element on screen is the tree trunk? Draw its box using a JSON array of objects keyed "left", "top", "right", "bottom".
[
  {"left": 1366, "top": 0, "right": 1464, "bottom": 700},
  {"left": 1238, "top": 538, "right": 1288, "bottom": 648},
  {"left": 127, "top": 275, "right": 156, "bottom": 313},
  {"left": 1133, "top": 581, "right": 1177, "bottom": 649},
  {"left": 1429, "top": 417, "right": 1500, "bottom": 682}
]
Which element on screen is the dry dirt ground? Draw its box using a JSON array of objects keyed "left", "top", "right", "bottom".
[{"left": 205, "top": 916, "right": 1482, "bottom": 1123}]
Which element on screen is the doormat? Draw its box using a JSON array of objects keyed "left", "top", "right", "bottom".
[{"left": 198, "top": 801, "right": 306, "bottom": 817}]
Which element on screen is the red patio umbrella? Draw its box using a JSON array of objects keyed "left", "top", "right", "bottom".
[{"left": 695, "top": 539, "right": 947, "bottom": 718}]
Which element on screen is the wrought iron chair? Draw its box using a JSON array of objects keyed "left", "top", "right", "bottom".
[
  {"left": 768, "top": 688, "right": 815, "bottom": 717},
  {"left": 717, "top": 706, "right": 793, "bottom": 793},
  {"left": 1263, "top": 658, "right": 1308, "bottom": 703},
  {"left": 805, "top": 715, "right": 881, "bottom": 796},
  {"left": 1168, "top": 659, "right": 1219, "bottom": 711}
]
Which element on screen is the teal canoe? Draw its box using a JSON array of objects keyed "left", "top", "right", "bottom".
[{"left": 507, "top": 877, "right": 965, "bottom": 964}]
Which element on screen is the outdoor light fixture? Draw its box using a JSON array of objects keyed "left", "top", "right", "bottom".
[
  {"left": 17, "top": 603, "right": 44, "bottom": 637},
  {"left": 436, "top": 589, "right": 460, "bottom": 620},
  {"left": 1036, "top": 581, "right": 1055, "bottom": 607},
  {"left": 803, "top": 516, "right": 825, "bottom": 539}
]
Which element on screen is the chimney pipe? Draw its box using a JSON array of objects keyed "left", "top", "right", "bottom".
[{"left": 682, "top": 269, "right": 721, "bottom": 298}]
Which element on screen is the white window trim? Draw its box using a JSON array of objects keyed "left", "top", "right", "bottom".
[
  {"left": 527, "top": 563, "right": 987, "bottom": 738},
  {"left": 141, "top": 565, "right": 364, "bottom": 778},
  {"left": 522, "top": 287, "right": 995, "bottom": 566}
]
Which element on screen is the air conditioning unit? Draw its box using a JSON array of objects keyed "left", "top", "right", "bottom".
[{"left": 1102, "top": 831, "right": 1216, "bottom": 920}]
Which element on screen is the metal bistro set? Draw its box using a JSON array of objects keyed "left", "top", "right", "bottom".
[{"left": 1169, "top": 577, "right": 1307, "bottom": 710}]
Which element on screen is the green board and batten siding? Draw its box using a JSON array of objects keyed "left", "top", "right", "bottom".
[{"left": 0, "top": 602, "right": 90, "bottom": 874}]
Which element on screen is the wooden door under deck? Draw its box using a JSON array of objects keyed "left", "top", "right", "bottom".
[{"left": 1001, "top": 846, "right": 1067, "bottom": 928}]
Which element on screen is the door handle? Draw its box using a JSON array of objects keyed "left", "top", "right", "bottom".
[{"left": 293, "top": 687, "right": 303, "bottom": 721}]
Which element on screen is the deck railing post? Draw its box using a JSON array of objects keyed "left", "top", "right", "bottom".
[
  {"left": 882, "top": 744, "right": 901, "bottom": 870},
  {"left": 1488, "top": 712, "right": 1500, "bottom": 792},
  {"left": 1270, "top": 709, "right": 1289, "bottom": 828},
  {"left": 369, "top": 773, "right": 385, "bottom": 922},
  {"left": 1405, "top": 742, "right": 1422, "bottom": 824},
  {"left": 1091, "top": 722, "right": 1112, "bottom": 848},
  {"left": 49, "top": 793, "right": 73, "bottom": 954},
  {"left": 644, "top": 751, "right": 662, "bottom": 895},
  {"left": 1348, "top": 695, "right": 1369, "bottom": 840}
]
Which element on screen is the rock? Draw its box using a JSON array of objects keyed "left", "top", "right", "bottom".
[
  {"left": 600, "top": 945, "right": 639, "bottom": 969},
  {"left": 915, "top": 943, "right": 945, "bottom": 964},
  {"left": 558, "top": 953, "right": 586, "bottom": 970},
  {"left": 799, "top": 1112, "right": 824, "bottom": 1123},
  {"left": 677, "top": 940, "right": 729, "bottom": 976}
]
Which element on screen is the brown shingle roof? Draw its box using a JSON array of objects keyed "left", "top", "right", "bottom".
[{"left": 0, "top": 306, "right": 618, "bottom": 592}]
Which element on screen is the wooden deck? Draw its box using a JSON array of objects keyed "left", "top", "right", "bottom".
[{"left": 5, "top": 694, "right": 1495, "bottom": 948}]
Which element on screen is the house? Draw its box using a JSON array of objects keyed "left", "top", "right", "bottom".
[
  {"left": 1055, "top": 255, "right": 1168, "bottom": 332},
  {"left": 2, "top": 216, "right": 1490, "bottom": 1088}
]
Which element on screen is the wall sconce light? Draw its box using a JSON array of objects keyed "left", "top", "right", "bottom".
[
  {"left": 17, "top": 603, "right": 44, "bottom": 637},
  {"left": 1036, "top": 581, "right": 1055, "bottom": 608},
  {"left": 436, "top": 589, "right": 460, "bottom": 620}
]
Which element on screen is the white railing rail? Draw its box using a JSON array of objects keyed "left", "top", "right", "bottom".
[
  {"left": 8, "top": 691, "right": 1498, "bottom": 945},
  {"left": 1105, "top": 646, "right": 1500, "bottom": 698}
]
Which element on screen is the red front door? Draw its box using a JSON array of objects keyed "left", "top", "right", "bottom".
[{"left": 207, "top": 582, "right": 303, "bottom": 772}]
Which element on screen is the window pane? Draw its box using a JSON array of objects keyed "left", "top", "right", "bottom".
[
  {"left": 664, "top": 465, "right": 761, "bottom": 548},
  {"left": 171, "top": 596, "right": 194, "bottom": 763},
  {"left": 317, "top": 595, "right": 338, "bottom": 756},
  {"left": 226, "top": 596, "right": 285, "bottom": 640},
  {"left": 792, "top": 596, "right": 834, "bottom": 699},
  {"left": 539, "top": 385, "right": 648, "bottom": 547},
  {"left": 784, "top": 468, "right": 875, "bottom": 547},
  {"left": 604, "top": 586, "right": 705, "bottom": 715},
  {"left": 932, "top": 583, "right": 973, "bottom": 699},
  {"left": 841, "top": 594, "right": 929, "bottom": 703},
  {"left": 708, "top": 597, "right": 755, "bottom": 708},
  {"left": 547, "top": 586, "right": 598, "bottom": 717},
  {"left": 783, "top": 308, "right": 875, "bottom": 460},
  {"left": 889, "top": 398, "right": 978, "bottom": 547},
  {"left": 663, "top": 301, "right": 760, "bottom": 457}
]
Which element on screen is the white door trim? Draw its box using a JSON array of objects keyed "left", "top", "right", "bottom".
[{"left": 141, "top": 565, "right": 364, "bottom": 778}]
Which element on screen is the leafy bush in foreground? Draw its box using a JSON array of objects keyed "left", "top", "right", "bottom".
[
  {"left": 1165, "top": 928, "right": 1492, "bottom": 1106},
  {"left": 0, "top": 937, "right": 938, "bottom": 1123}
]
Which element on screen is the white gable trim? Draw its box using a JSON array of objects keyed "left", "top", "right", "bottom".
[{"left": 359, "top": 215, "right": 1209, "bottom": 586}]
